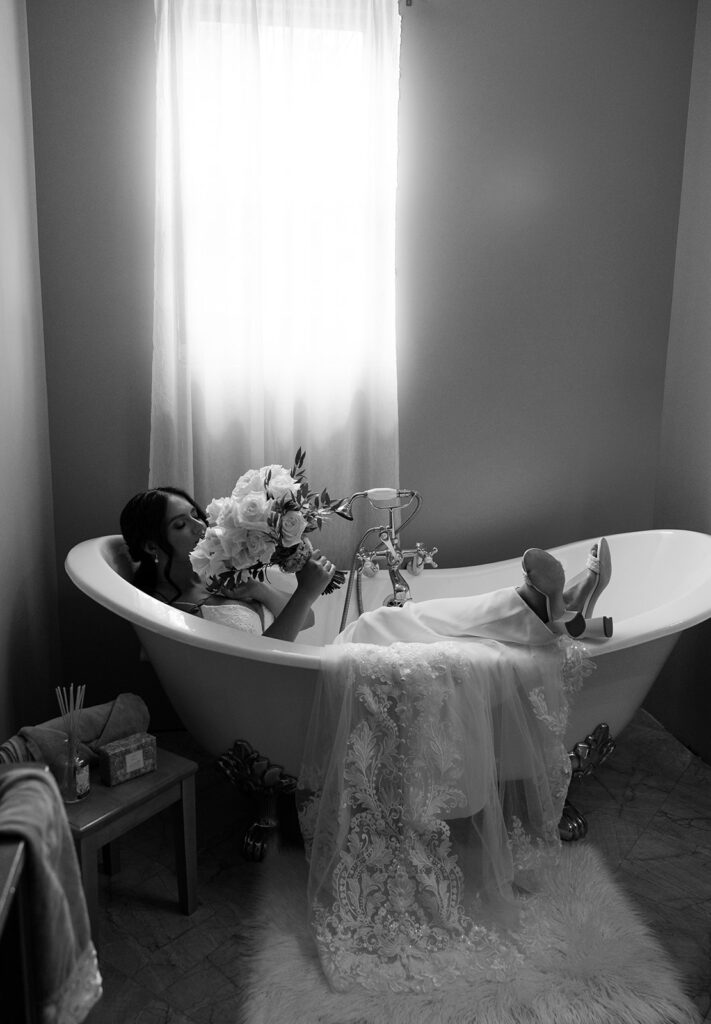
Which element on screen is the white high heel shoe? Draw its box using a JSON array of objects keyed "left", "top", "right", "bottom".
[
  {"left": 521, "top": 548, "right": 567, "bottom": 622},
  {"left": 522, "top": 546, "right": 613, "bottom": 639},
  {"left": 565, "top": 610, "right": 613, "bottom": 639},
  {"left": 563, "top": 538, "right": 613, "bottom": 638}
]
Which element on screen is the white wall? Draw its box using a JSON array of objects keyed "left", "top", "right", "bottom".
[
  {"left": 651, "top": 0, "right": 711, "bottom": 761},
  {"left": 0, "top": 0, "right": 59, "bottom": 739},
  {"left": 396, "top": 0, "right": 697, "bottom": 568},
  {"left": 26, "top": 0, "right": 173, "bottom": 720},
  {"left": 658, "top": 0, "right": 711, "bottom": 530}
]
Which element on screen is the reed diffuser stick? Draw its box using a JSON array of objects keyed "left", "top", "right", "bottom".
[
  {"left": 54, "top": 683, "right": 89, "bottom": 802},
  {"left": 56, "top": 683, "right": 84, "bottom": 738}
]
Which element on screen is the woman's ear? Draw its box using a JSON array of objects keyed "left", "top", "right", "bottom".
[{"left": 143, "top": 542, "right": 159, "bottom": 561}]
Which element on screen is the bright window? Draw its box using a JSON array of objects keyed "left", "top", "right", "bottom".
[{"left": 151, "top": 0, "right": 402, "bottom": 511}]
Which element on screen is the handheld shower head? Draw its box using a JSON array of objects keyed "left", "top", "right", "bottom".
[
  {"left": 333, "top": 488, "right": 419, "bottom": 520},
  {"left": 332, "top": 497, "right": 357, "bottom": 521}
]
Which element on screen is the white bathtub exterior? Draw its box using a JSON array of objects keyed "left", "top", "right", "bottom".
[{"left": 65, "top": 530, "right": 711, "bottom": 775}]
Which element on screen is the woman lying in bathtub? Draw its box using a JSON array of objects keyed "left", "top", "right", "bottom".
[
  {"left": 120, "top": 487, "right": 337, "bottom": 641},
  {"left": 120, "top": 486, "right": 613, "bottom": 646}
]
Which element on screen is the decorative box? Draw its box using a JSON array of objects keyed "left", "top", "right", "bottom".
[{"left": 98, "top": 732, "right": 157, "bottom": 786}]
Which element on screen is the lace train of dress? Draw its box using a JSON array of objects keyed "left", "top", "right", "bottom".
[{"left": 297, "top": 589, "right": 592, "bottom": 993}]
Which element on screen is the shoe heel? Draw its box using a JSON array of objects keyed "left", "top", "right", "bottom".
[
  {"left": 583, "top": 615, "right": 613, "bottom": 639},
  {"left": 565, "top": 611, "right": 586, "bottom": 638}
]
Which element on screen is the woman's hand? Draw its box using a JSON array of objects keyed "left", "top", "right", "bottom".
[
  {"left": 262, "top": 549, "right": 337, "bottom": 642},
  {"left": 295, "top": 549, "right": 337, "bottom": 599}
]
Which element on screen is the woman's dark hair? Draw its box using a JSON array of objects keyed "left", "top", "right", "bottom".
[{"left": 119, "top": 487, "right": 208, "bottom": 601}]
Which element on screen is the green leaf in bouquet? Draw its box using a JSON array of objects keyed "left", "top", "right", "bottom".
[
  {"left": 324, "top": 569, "right": 346, "bottom": 595},
  {"left": 291, "top": 447, "right": 306, "bottom": 480}
]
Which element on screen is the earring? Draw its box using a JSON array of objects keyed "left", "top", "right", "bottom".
[{"left": 154, "top": 555, "right": 159, "bottom": 565}]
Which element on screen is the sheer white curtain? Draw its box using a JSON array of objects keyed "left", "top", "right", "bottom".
[{"left": 151, "top": 0, "right": 402, "bottom": 560}]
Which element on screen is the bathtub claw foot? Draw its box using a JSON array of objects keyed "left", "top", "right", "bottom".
[
  {"left": 558, "top": 800, "right": 588, "bottom": 842},
  {"left": 217, "top": 740, "right": 298, "bottom": 861},
  {"left": 217, "top": 739, "right": 298, "bottom": 795},
  {"left": 569, "top": 722, "right": 616, "bottom": 779},
  {"left": 243, "top": 818, "right": 277, "bottom": 862}
]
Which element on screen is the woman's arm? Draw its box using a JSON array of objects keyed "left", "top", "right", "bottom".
[
  {"left": 223, "top": 578, "right": 315, "bottom": 630},
  {"left": 262, "top": 551, "right": 335, "bottom": 641},
  {"left": 228, "top": 580, "right": 293, "bottom": 620}
]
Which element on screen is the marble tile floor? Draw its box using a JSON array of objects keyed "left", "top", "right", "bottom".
[{"left": 84, "top": 709, "right": 711, "bottom": 1024}]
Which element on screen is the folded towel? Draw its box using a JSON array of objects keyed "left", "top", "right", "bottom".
[
  {"left": 0, "top": 764, "right": 102, "bottom": 1023},
  {"left": 1, "top": 693, "right": 150, "bottom": 768},
  {"left": 0, "top": 734, "right": 28, "bottom": 763}
]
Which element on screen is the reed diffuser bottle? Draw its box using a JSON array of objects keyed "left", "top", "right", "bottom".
[{"left": 55, "top": 684, "right": 90, "bottom": 803}]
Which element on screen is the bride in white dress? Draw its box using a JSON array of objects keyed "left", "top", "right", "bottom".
[{"left": 120, "top": 486, "right": 613, "bottom": 993}]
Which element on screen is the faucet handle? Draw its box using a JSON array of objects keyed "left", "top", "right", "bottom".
[
  {"left": 406, "top": 543, "right": 438, "bottom": 575},
  {"left": 358, "top": 553, "right": 380, "bottom": 578},
  {"left": 425, "top": 545, "right": 438, "bottom": 567}
]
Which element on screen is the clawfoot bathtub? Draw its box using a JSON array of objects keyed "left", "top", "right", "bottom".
[{"left": 66, "top": 530, "right": 711, "bottom": 783}]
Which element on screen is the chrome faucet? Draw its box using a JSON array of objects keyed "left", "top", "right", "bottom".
[
  {"left": 334, "top": 489, "right": 437, "bottom": 631},
  {"left": 377, "top": 525, "right": 412, "bottom": 608}
]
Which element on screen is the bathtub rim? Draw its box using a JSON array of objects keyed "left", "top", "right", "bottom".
[{"left": 65, "top": 529, "right": 711, "bottom": 665}]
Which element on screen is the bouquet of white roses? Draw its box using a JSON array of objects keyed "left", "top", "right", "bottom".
[{"left": 189, "top": 449, "right": 346, "bottom": 595}]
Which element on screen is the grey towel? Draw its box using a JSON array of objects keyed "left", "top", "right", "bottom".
[
  {"left": 0, "top": 764, "right": 102, "bottom": 1021},
  {"left": 0, "top": 693, "right": 150, "bottom": 767}
]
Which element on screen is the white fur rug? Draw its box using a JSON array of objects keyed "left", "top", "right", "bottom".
[{"left": 238, "top": 844, "right": 701, "bottom": 1024}]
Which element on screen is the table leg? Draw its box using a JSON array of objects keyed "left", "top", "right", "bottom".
[
  {"left": 101, "top": 839, "right": 121, "bottom": 875},
  {"left": 174, "top": 776, "right": 197, "bottom": 915}
]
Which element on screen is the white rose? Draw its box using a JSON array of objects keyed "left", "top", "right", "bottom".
[
  {"left": 205, "top": 496, "right": 231, "bottom": 526},
  {"left": 189, "top": 527, "right": 228, "bottom": 580},
  {"left": 243, "top": 529, "right": 277, "bottom": 564},
  {"left": 264, "top": 464, "right": 298, "bottom": 500},
  {"left": 219, "top": 522, "right": 255, "bottom": 570},
  {"left": 219, "top": 499, "right": 257, "bottom": 534},
  {"left": 232, "top": 469, "right": 267, "bottom": 501},
  {"left": 279, "top": 510, "right": 307, "bottom": 548},
  {"left": 234, "top": 491, "right": 272, "bottom": 531}
]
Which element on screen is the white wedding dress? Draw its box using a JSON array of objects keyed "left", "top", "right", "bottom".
[
  {"left": 297, "top": 588, "right": 592, "bottom": 993},
  {"left": 200, "top": 600, "right": 274, "bottom": 634}
]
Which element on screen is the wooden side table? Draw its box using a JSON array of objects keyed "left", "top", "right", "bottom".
[{"left": 63, "top": 747, "right": 198, "bottom": 941}]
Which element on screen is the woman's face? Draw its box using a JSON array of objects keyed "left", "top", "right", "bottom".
[{"left": 162, "top": 494, "right": 206, "bottom": 563}]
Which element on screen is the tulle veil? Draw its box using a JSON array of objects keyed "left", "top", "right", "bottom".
[{"left": 297, "top": 591, "right": 592, "bottom": 993}]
